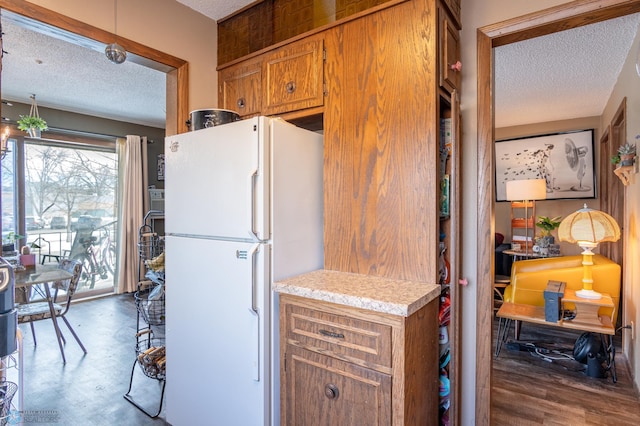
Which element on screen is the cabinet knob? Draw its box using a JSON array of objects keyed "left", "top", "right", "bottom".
[
  {"left": 450, "top": 61, "right": 462, "bottom": 72},
  {"left": 285, "top": 81, "right": 296, "bottom": 94},
  {"left": 324, "top": 384, "right": 339, "bottom": 400},
  {"left": 237, "top": 97, "right": 246, "bottom": 109}
]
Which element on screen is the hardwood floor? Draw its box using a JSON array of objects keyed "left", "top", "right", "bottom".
[{"left": 492, "top": 317, "right": 640, "bottom": 425}]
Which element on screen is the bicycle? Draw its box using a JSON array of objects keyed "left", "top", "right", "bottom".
[{"left": 69, "top": 221, "right": 117, "bottom": 289}]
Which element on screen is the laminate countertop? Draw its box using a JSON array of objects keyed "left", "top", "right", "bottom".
[{"left": 273, "top": 269, "right": 441, "bottom": 317}]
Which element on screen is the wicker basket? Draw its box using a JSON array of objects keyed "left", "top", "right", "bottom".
[
  {"left": 134, "top": 286, "right": 165, "bottom": 326},
  {"left": 134, "top": 330, "right": 166, "bottom": 380},
  {"left": 0, "top": 380, "right": 18, "bottom": 425}
]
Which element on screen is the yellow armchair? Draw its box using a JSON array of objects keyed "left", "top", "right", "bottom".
[{"left": 503, "top": 254, "right": 621, "bottom": 325}]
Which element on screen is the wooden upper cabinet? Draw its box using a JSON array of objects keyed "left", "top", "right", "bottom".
[
  {"left": 440, "top": 0, "right": 461, "bottom": 29},
  {"left": 219, "top": 57, "right": 263, "bottom": 118},
  {"left": 263, "top": 35, "right": 325, "bottom": 116},
  {"left": 439, "top": 7, "right": 461, "bottom": 94}
]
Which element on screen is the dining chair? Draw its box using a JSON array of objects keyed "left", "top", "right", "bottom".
[{"left": 17, "top": 259, "right": 87, "bottom": 360}]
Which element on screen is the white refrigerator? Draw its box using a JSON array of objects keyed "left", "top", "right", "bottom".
[{"left": 164, "top": 116, "right": 323, "bottom": 426}]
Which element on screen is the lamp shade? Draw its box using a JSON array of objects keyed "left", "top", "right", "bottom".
[
  {"left": 505, "top": 179, "right": 547, "bottom": 201},
  {"left": 558, "top": 204, "right": 620, "bottom": 244}
]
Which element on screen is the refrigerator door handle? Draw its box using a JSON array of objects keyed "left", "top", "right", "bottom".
[
  {"left": 249, "top": 244, "right": 260, "bottom": 381},
  {"left": 249, "top": 244, "right": 259, "bottom": 315},
  {"left": 248, "top": 171, "right": 266, "bottom": 242}
]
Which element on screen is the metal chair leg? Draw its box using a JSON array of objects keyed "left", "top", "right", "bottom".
[
  {"left": 60, "top": 316, "right": 88, "bottom": 354},
  {"left": 29, "top": 321, "right": 37, "bottom": 346}
]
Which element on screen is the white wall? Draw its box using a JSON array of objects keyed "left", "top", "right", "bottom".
[
  {"left": 601, "top": 23, "right": 640, "bottom": 391},
  {"left": 26, "top": 0, "right": 219, "bottom": 113}
]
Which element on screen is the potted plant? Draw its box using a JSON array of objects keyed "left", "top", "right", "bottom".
[
  {"left": 610, "top": 153, "right": 620, "bottom": 166},
  {"left": 535, "top": 215, "right": 562, "bottom": 253},
  {"left": 2, "top": 231, "right": 24, "bottom": 256},
  {"left": 17, "top": 114, "right": 47, "bottom": 138},
  {"left": 617, "top": 142, "right": 636, "bottom": 166}
]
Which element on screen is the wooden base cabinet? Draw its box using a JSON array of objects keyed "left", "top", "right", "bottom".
[
  {"left": 285, "top": 347, "right": 392, "bottom": 425},
  {"left": 280, "top": 294, "right": 439, "bottom": 425}
]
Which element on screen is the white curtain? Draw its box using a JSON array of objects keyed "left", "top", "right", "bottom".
[{"left": 115, "top": 135, "right": 147, "bottom": 294}]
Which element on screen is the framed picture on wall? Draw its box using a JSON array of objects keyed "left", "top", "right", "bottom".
[
  {"left": 495, "top": 129, "right": 595, "bottom": 201},
  {"left": 157, "top": 154, "right": 165, "bottom": 181}
]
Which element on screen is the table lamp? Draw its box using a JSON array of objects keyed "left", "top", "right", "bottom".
[
  {"left": 558, "top": 204, "right": 620, "bottom": 299},
  {"left": 505, "top": 178, "right": 547, "bottom": 255}
]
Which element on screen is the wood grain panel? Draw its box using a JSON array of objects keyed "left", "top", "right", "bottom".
[
  {"left": 219, "top": 57, "right": 263, "bottom": 117},
  {"left": 285, "top": 346, "right": 392, "bottom": 425},
  {"left": 400, "top": 296, "right": 439, "bottom": 424},
  {"left": 476, "top": 28, "right": 494, "bottom": 426},
  {"left": 263, "top": 36, "right": 324, "bottom": 115},
  {"left": 280, "top": 294, "right": 439, "bottom": 425},
  {"left": 324, "top": 0, "right": 438, "bottom": 283},
  {"left": 284, "top": 302, "right": 393, "bottom": 370}
]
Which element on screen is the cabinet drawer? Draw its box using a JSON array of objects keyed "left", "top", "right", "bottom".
[
  {"left": 284, "top": 302, "right": 392, "bottom": 369},
  {"left": 283, "top": 346, "right": 391, "bottom": 426}
]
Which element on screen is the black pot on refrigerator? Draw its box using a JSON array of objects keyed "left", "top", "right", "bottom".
[{"left": 0, "top": 257, "right": 17, "bottom": 357}]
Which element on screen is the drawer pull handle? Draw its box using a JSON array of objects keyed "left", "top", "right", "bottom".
[
  {"left": 237, "top": 97, "right": 246, "bottom": 109},
  {"left": 285, "top": 81, "right": 296, "bottom": 94},
  {"left": 319, "top": 329, "right": 345, "bottom": 339},
  {"left": 324, "top": 384, "right": 339, "bottom": 400}
]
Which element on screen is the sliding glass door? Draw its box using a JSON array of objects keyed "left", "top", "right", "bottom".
[{"left": 1, "top": 135, "right": 118, "bottom": 297}]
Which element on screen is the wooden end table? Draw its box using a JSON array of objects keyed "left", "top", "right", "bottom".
[{"left": 495, "top": 291, "right": 616, "bottom": 382}]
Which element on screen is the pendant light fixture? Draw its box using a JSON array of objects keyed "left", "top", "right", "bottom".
[{"left": 105, "top": 0, "right": 127, "bottom": 64}]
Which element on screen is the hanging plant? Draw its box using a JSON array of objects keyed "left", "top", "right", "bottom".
[
  {"left": 17, "top": 115, "right": 48, "bottom": 131},
  {"left": 16, "top": 94, "right": 47, "bottom": 137}
]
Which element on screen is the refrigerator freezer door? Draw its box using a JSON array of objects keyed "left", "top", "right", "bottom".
[
  {"left": 165, "top": 117, "right": 270, "bottom": 241},
  {"left": 166, "top": 236, "right": 271, "bottom": 426}
]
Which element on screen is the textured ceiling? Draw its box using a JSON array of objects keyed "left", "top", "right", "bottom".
[
  {"left": 1, "top": 11, "right": 167, "bottom": 129},
  {"left": 0, "top": 4, "right": 638, "bottom": 132},
  {"left": 176, "top": 0, "right": 257, "bottom": 21},
  {"left": 495, "top": 13, "right": 640, "bottom": 128}
]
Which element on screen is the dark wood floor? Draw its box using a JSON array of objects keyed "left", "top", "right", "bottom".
[
  {"left": 492, "top": 317, "right": 640, "bottom": 425},
  {"left": 12, "top": 293, "right": 168, "bottom": 426}
]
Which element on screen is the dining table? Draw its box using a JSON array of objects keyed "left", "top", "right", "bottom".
[{"left": 14, "top": 264, "right": 73, "bottom": 363}]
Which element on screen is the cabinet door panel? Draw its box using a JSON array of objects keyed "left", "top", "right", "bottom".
[
  {"left": 284, "top": 346, "right": 391, "bottom": 426},
  {"left": 219, "top": 59, "right": 262, "bottom": 117},
  {"left": 441, "top": 0, "right": 461, "bottom": 29},
  {"left": 264, "top": 36, "right": 324, "bottom": 115},
  {"left": 439, "top": 8, "right": 461, "bottom": 94}
]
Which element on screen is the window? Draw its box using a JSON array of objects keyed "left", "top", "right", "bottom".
[{"left": 2, "top": 135, "right": 119, "bottom": 297}]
